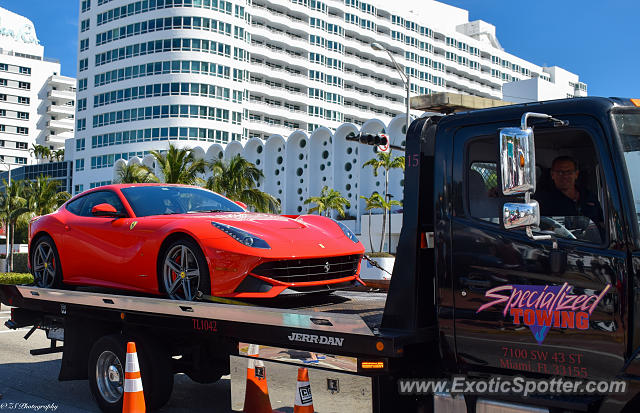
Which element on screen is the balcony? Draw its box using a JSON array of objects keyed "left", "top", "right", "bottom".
[
  {"left": 47, "top": 104, "right": 75, "bottom": 116},
  {"left": 44, "top": 134, "right": 66, "bottom": 146},
  {"left": 47, "top": 118, "right": 74, "bottom": 131},
  {"left": 47, "top": 89, "right": 75, "bottom": 101},
  {"left": 48, "top": 75, "right": 76, "bottom": 89}
]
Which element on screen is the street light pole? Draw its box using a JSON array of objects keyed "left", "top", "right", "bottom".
[
  {"left": 371, "top": 42, "right": 409, "bottom": 256},
  {"left": 0, "top": 159, "right": 11, "bottom": 272},
  {"left": 371, "top": 42, "right": 411, "bottom": 137}
]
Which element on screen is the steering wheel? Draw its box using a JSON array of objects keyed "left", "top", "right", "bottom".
[{"left": 538, "top": 216, "right": 576, "bottom": 240}]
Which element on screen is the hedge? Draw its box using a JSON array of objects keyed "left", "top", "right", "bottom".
[{"left": 0, "top": 272, "right": 33, "bottom": 285}]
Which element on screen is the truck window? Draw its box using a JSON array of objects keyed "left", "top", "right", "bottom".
[
  {"left": 466, "top": 131, "right": 606, "bottom": 244},
  {"left": 614, "top": 112, "right": 640, "bottom": 226}
]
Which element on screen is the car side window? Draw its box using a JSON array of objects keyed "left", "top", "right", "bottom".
[
  {"left": 77, "top": 191, "right": 126, "bottom": 217},
  {"left": 66, "top": 197, "right": 85, "bottom": 216}
]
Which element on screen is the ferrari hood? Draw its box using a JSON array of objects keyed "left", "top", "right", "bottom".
[{"left": 207, "top": 212, "right": 362, "bottom": 255}]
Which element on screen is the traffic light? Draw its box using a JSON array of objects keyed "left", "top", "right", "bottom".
[{"left": 346, "top": 133, "right": 388, "bottom": 146}]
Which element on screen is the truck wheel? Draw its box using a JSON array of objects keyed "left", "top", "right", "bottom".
[
  {"left": 88, "top": 334, "right": 174, "bottom": 412},
  {"left": 31, "top": 235, "right": 63, "bottom": 288},
  {"left": 161, "top": 237, "right": 211, "bottom": 301}
]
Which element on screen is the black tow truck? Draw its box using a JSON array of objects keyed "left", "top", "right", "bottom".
[{"left": 3, "top": 97, "right": 640, "bottom": 413}]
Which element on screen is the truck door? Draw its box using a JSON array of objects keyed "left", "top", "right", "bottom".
[{"left": 451, "top": 116, "right": 627, "bottom": 380}]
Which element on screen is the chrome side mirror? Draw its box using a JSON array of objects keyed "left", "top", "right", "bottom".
[
  {"left": 503, "top": 201, "right": 540, "bottom": 230},
  {"left": 499, "top": 127, "right": 536, "bottom": 195},
  {"left": 500, "top": 112, "right": 555, "bottom": 242}
]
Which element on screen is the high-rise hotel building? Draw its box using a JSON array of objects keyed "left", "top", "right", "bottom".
[
  {"left": 0, "top": 7, "right": 76, "bottom": 173},
  {"left": 72, "top": 0, "right": 586, "bottom": 192}
]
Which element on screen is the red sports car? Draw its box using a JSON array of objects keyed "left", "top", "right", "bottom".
[{"left": 28, "top": 184, "right": 365, "bottom": 299}]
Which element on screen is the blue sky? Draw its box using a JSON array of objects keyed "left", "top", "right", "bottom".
[{"left": 1, "top": 0, "right": 637, "bottom": 98}]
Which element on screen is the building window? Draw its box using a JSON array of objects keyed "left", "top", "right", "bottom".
[
  {"left": 17, "top": 127, "right": 28, "bottom": 135},
  {"left": 79, "top": 58, "right": 88, "bottom": 72},
  {"left": 19, "top": 66, "right": 31, "bottom": 75},
  {"left": 18, "top": 96, "right": 29, "bottom": 104},
  {"left": 16, "top": 142, "right": 27, "bottom": 149},
  {"left": 78, "top": 98, "right": 87, "bottom": 111},
  {"left": 78, "top": 78, "right": 88, "bottom": 91},
  {"left": 0, "top": 79, "right": 6, "bottom": 86},
  {"left": 15, "top": 157, "right": 26, "bottom": 164},
  {"left": 74, "top": 184, "right": 84, "bottom": 194},
  {"left": 18, "top": 82, "right": 30, "bottom": 90},
  {"left": 77, "top": 118, "right": 86, "bottom": 131},
  {"left": 75, "top": 159, "right": 85, "bottom": 172},
  {"left": 80, "top": 38, "right": 89, "bottom": 52},
  {"left": 17, "top": 112, "right": 28, "bottom": 120},
  {"left": 81, "top": 19, "right": 90, "bottom": 32},
  {"left": 81, "top": 0, "right": 91, "bottom": 12},
  {"left": 76, "top": 138, "right": 85, "bottom": 151}
]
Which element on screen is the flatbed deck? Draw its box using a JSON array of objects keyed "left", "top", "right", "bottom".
[{"left": 0, "top": 285, "right": 422, "bottom": 359}]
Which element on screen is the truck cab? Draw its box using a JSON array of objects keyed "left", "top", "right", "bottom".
[{"left": 385, "top": 97, "right": 640, "bottom": 411}]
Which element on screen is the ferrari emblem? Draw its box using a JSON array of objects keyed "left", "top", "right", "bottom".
[
  {"left": 130, "top": 221, "right": 138, "bottom": 230},
  {"left": 180, "top": 271, "right": 186, "bottom": 279},
  {"left": 318, "top": 243, "right": 325, "bottom": 248},
  {"left": 324, "top": 262, "right": 330, "bottom": 273}
]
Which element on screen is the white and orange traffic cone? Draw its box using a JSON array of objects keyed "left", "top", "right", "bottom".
[
  {"left": 243, "top": 344, "right": 274, "bottom": 413},
  {"left": 123, "top": 342, "right": 146, "bottom": 413},
  {"left": 293, "top": 367, "right": 314, "bottom": 413}
]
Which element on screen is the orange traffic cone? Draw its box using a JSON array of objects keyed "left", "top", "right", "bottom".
[
  {"left": 243, "top": 344, "right": 273, "bottom": 413},
  {"left": 293, "top": 367, "right": 314, "bottom": 413},
  {"left": 123, "top": 342, "right": 146, "bottom": 413}
]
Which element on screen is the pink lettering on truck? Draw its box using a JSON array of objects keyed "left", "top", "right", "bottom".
[{"left": 476, "top": 283, "right": 611, "bottom": 344}]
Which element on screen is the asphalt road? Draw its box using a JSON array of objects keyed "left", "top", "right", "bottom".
[{"left": 0, "top": 308, "right": 234, "bottom": 412}]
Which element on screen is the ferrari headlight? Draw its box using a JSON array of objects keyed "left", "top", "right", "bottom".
[
  {"left": 335, "top": 220, "right": 359, "bottom": 243},
  {"left": 211, "top": 222, "right": 270, "bottom": 249}
]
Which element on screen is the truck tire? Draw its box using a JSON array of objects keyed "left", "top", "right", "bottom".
[{"left": 88, "top": 334, "right": 174, "bottom": 412}]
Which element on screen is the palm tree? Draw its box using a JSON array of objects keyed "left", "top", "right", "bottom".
[
  {"left": 360, "top": 192, "right": 385, "bottom": 251},
  {"left": 304, "top": 186, "right": 351, "bottom": 218},
  {"left": 113, "top": 163, "right": 159, "bottom": 184},
  {"left": 0, "top": 180, "right": 29, "bottom": 271},
  {"left": 22, "top": 175, "right": 71, "bottom": 218},
  {"left": 150, "top": 144, "right": 205, "bottom": 184},
  {"left": 51, "top": 149, "right": 65, "bottom": 162},
  {"left": 29, "top": 144, "right": 51, "bottom": 162},
  {"left": 205, "top": 155, "right": 280, "bottom": 213},
  {"left": 363, "top": 151, "right": 405, "bottom": 253}
]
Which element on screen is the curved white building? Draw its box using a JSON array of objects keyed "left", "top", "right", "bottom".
[
  {"left": 112, "top": 115, "right": 406, "bottom": 220},
  {"left": 71, "top": 0, "right": 586, "bottom": 193}
]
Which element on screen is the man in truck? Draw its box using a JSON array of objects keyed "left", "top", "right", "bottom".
[{"left": 534, "top": 155, "right": 604, "bottom": 241}]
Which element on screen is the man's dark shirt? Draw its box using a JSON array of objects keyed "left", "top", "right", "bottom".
[{"left": 534, "top": 185, "right": 604, "bottom": 229}]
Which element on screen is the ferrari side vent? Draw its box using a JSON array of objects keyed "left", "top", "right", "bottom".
[{"left": 251, "top": 254, "right": 361, "bottom": 283}]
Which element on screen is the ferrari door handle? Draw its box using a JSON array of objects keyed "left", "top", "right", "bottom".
[{"left": 64, "top": 225, "right": 71, "bottom": 232}]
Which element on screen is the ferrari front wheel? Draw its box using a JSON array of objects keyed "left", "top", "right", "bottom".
[
  {"left": 161, "top": 238, "right": 211, "bottom": 300},
  {"left": 31, "top": 235, "right": 63, "bottom": 288}
]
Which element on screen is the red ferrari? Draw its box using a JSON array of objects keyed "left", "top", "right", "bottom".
[{"left": 28, "top": 184, "right": 365, "bottom": 299}]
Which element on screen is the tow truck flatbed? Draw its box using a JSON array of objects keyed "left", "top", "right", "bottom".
[{"left": 0, "top": 285, "right": 429, "bottom": 359}]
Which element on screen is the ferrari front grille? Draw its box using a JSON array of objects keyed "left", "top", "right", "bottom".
[{"left": 251, "top": 254, "right": 362, "bottom": 283}]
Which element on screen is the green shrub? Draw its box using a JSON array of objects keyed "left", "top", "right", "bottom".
[{"left": 0, "top": 272, "right": 33, "bottom": 285}]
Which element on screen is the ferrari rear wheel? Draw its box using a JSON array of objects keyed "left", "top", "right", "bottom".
[
  {"left": 31, "top": 235, "right": 63, "bottom": 288},
  {"left": 162, "top": 238, "right": 211, "bottom": 300}
]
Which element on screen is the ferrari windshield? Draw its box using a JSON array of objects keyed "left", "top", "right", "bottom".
[
  {"left": 121, "top": 186, "right": 244, "bottom": 217},
  {"left": 614, "top": 112, "right": 640, "bottom": 226}
]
